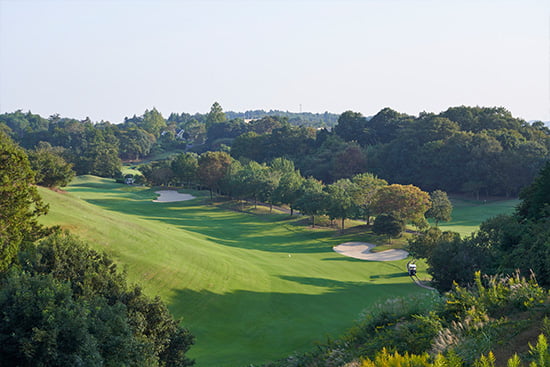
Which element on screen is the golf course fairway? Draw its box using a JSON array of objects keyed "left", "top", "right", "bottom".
[{"left": 38, "top": 176, "right": 434, "bottom": 366}]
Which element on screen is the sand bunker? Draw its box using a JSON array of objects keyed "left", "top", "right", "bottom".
[
  {"left": 153, "top": 190, "right": 196, "bottom": 202},
  {"left": 333, "top": 242, "right": 409, "bottom": 261}
]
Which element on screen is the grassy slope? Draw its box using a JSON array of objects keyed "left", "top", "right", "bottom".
[
  {"left": 37, "top": 177, "right": 438, "bottom": 366},
  {"left": 436, "top": 197, "right": 519, "bottom": 237}
]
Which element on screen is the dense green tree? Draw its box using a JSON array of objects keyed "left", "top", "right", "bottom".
[
  {"left": 172, "top": 152, "right": 199, "bottom": 188},
  {"left": 0, "top": 271, "right": 159, "bottom": 367},
  {"left": 118, "top": 127, "right": 156, "bottom": 160},
  {"left": 182, "top": 119, "right": 207, "bottom": 145},
  {"left": 407, "top": 227, "right": 460, "bottom": 260},
  {"left": 351, "top": 173, "right": 388, "bottom": 225},
  {"left": 517, "top": 161, "right": 550, "bottom": 220},
  {"left": 265, "top": 124, "right": 316, "bottom": 161},
  {"left": 139, "top": 160, "right": 175, "bottom": 187},
  {"left": 206, "top": 102, "right": 227, "bottom": 125},
  {"left": 325, "top": 179, "right": 359, "bottom": 232},
  {"left": 0, "top": 132, "right": 49, "bottom": 271},
  {"left": 372, "top": 184, "right": 431, "bottom": 224},
  {"left": 272, "top": 159, "right": 304, "bottom": 215},
  {"left": 426, "top": 190, "right": 452, "bottom": 226},
  {"left": 249, "top": 116, "right": 283, "bottom": 134},
  {"left": 428, "top": 235, "right": 496, "bottom": 291},
  {"left": 329, "top": 144, "right": 367, "bottom": 180},
  {"left": 141, "top": 108, "right": 167, "bottom": 137},
  {"left": 365, "top": 107, "right": 413, "bottom": 144},
  {"left": 197, "top": 151, "right": 232, "bottom": 199},
  {"left": 206, "top": 120, "right": 247, "bottom": 146},
  {"left": 13, "top": 232, "right": 195, "bottom": 366},
  {"left": 294, "top": 177, "right": 326, "bottom": 227},
  {"left": 28, "top": 142, "right": 75, "bottom": 188},
  {"left": 333, "top": 111, "right": 368, "bottom": 143},
  {"left": 231, "top": 131, "right": 266, "bottom": 162},
  {"left": 372, "top": 214, "right": 405, "bottom": 243}
]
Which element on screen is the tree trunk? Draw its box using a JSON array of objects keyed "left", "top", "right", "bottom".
[
  {"left": 341, "top": 218, "right": 345, "bottom": 233},
  {"left": 311, "top": 215, "right": 315, "bottom": 228},
  {"left": 290, "top": 206, "right": 294, "bottom": 216}
]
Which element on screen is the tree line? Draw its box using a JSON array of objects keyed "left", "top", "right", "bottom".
[
  {"left": 2, "top": 104, "right": 548, "bottom": 198},
  {"left": 140, "top": 151, "right": 452, "bottom": 239}
]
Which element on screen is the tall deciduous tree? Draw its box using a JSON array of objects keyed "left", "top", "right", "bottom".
[
  {"left": 172, "top": 152, "right": 199, "bottom": 188},
  {"left": 197, "top": 151, "right": 232, "bottom": 199},
  {"left": 325, "top": 179, "right": 359, "bottom": 232},
  {"left": 0, "top": 132, "right": 49, "bottom": 271},
  {"left": 372, "top": 184, "right": 431, "bottom": 224},
  {"left": 272, "top": 159, "right": 304, "bottom": 215},
  {"left": 295, "top": 177, "right": 326, "bottom": 227},
  {"left": 426, "top": 190, "right": 452, "bottom": 226},
  {"left": 351, "top": 173, "right": 388, "bottom": 225}
]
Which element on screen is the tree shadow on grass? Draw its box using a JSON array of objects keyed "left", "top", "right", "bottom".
[
  {"left": 167, "top": 280, "right": 429, "bottom": 367},
  {"left": 76, "top": 195, "right": 339, "bottom": 254}
]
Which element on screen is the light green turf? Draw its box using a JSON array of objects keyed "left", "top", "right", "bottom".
[
  {"left": 436, "top": 197, "right": 519, "bottom": 237},
  {"left": 38, "top": 177, "right": 432, "bottom": 367}
]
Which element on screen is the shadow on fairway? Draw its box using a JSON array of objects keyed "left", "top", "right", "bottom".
[
  {"left": 167, "top": 280, "right": 428, "bottom": 367},
  {"left": 80, "top": 195, "right": 337, "bottom": 254}
]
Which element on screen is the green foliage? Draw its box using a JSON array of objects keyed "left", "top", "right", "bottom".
[
  {"left": 141, "top": 108, "right": 168, "bottom": 137},
  {"left": 28, "top": 142, "right": 75, "bottom": 187},
  {"left": 333, "top": 110, "right": 368, "bottom": 143},
  {"left": 427, "top": 190, "right": 452, "bottom": 226},
  {"left": 0, "top": 271, "right": 147, "bottom": 367},
  {"left": 407, "top": 227, "right": 460, "bottom": 260},
  {"left": 360, "top": 348, "right": 432, "bottom": 367},
  {"left": 206, "top": 102, "right": 227, "bottom": 125},
  {"left": 351, "top": 173, "right": 388, "bottom": 225},
  {"left": 517, "top": 161, "right": 550, "bottom": 221},
  {"left": 139, "top": 160, "right": 176, "bottom": 186},
  {"left": 372, "top": 184, "right": 431, "bottom": 224},
  {"left": 528, "top": 334, "right": 550, "bottom": 367},
  {"left": 373, "top": 214, "right": 405, "bottom": 243},
  {"left": 171, "top": 152, "right": 199, "bottom": 187},
  {"left": 0, "top": 132, "right": 49, "bottom": 271},
  {"left": 197, "top": 151, "right": 232, "bottom": 197},
  {"left": 13, "top": 232, "right": 195, "bottom": 367},
  {"left": 294, "top": 176, "right": 326, "bottom": 226},
  {"left": 325, "top": 179, "right": 360, "bottom": 231}
]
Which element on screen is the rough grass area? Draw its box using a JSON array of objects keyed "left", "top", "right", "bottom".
[{"left": 38, "top": 177, "right": 516, "bottom": 366}]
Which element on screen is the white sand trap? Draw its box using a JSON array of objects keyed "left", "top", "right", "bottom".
[
  {"left": 333, "top": 242, "right": 409, "bottom": 261},
  {"left": 153, "top": 190, "right": 196, "bottom": 202}
]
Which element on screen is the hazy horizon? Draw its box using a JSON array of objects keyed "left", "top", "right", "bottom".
[{"left": 1, "top": 0, "right": 549, "bottom": 124}]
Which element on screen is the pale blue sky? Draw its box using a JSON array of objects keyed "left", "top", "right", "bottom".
[{"left": 1, "top": 0, "right": 549, "bottom": 123}]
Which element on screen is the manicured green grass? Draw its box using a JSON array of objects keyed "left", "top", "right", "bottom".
[
  {"left": 437, "top": 197, "right": 519, "bottom": 237},
  {"left": 38, "top": 177, "right": 432, "bottom": 366}
]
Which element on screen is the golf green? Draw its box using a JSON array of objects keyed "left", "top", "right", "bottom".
[{"left": 38, "top": 176, "right": 432, "bottom": 366}]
